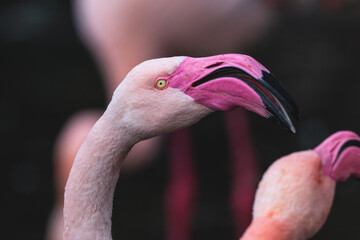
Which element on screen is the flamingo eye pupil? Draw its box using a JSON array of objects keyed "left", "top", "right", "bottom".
[{"left": 156, "top": 79, "right": 167, "bottom": 89}]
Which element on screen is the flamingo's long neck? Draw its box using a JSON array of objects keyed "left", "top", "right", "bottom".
[
  {"left": 63, "top": 100, "right": 136, "bottom": 240},
  {"left": 240, "top": 217, "right": 290, "bottom": 240}
]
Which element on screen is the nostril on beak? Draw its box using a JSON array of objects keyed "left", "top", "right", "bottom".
[{"left": 205, "top": 62, "right": 224, "bottom": 68}]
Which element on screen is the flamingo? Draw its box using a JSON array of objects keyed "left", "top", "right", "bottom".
[
  {"left": 241, "top": 131, "right": 360, "bottom": 240},
  {"left": 51, "top": 1, "right": 345, "bottom": 239},
  {"left": 63, "top": 53, "right": 298, "bottom": 239},
  {"left": 73, "top": 0, "right": 275, "bottom": 237},
  {"left": 67, "top": 1, "right": 296, "bottom": 238}
]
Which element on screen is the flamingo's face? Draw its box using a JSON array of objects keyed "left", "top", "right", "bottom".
[
  {"left": 114, "top": 54, "right": 298, "bottom": 139},
  {"left": 165, "top": 54, "right": 299, "bottom": 132}
]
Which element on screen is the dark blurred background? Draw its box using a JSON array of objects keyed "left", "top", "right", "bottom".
[{"left": 1, "top": 0, "right": 360, "bottom": 239}]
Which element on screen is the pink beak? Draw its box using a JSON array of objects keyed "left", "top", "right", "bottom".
[
  {"left": 161, "top": 54, "right": 299, "bottom": 133},
  {"left": 314, "top": 131, "right": 360, "bottom": 182}
]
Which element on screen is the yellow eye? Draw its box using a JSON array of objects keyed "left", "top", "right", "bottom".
[{"left": 156, "top": 79, "right": 167, "bottom": 89}]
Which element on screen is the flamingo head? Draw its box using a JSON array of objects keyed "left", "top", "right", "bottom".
[
  {"left": 245, "top": 150, "right": 336, "bottom": 240},
  {"left": 314, "top": 131, "right": 360, "bottom": 182},
  {"left": 242, "top": 131, "right": 360, "bottom": 240},
  {"left": 112, "top": 54, "right": 298, "bottom": 139}
]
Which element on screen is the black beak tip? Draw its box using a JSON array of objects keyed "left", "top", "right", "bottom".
[
  {"left": 261, "top": 71, "right": 300, "bottom": 120},
  {"left": 274, "top": 117, "right": 297, "bottom": 134},
  {"left": 260, "top": 71, "right": 299, "bottom": 132}
]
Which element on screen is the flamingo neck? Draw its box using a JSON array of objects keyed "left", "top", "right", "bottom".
[
  {"left": 63, "top": 103, "right": 137, "bottom": 240},
  {"left": 240, "top": 217, "right": 291, "bottom": 240}
]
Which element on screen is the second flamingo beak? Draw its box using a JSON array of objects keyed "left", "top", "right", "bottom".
[
  {"left": 164, "top": 54, "right": 299, "bottom": 133},
  {"left": 314, "top": 131, "right": 360, "bottom": 182}
]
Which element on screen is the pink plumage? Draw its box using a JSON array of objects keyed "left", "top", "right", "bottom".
[
  {"left": 63, "top": 55, "right": 297, "bottom": 240},
  {"left": 241, "top": 131, "right": 360, "bottom": 240},
  {"left": 315, "top": 131, "right": 360, "bottom": 181}
]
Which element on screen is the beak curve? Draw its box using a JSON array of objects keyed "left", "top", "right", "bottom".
[
  {"left": 314, "top": 131, "right": 360, "bottom": 182},
  {"left": 166, "top": 54, "right": 299, "bottom": 133}
]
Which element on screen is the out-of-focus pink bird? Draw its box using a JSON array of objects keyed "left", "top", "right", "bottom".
[
  {"left": 63, "top": 54, "right": 298, "bottom": 240},
  {"left": 241, "top": 131, "right": 360, "bottom": 240}
]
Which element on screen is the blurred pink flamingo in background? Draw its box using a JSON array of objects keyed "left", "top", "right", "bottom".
[
  {"left": 241, "top": 131, "right": 360, "bottom": 240},
  {"left": 48, "top": 0, "right": 343, "bottom": 239},
  {"left": 62, "top": 53, "right": 298, "bottom": 239}
]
